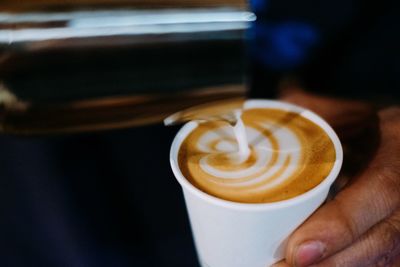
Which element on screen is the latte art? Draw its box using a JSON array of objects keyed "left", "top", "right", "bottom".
[{"left": 178, "top": 108, "right": 336, "bottom": 203}]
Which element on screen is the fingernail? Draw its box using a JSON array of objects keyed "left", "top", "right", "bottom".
[{"left": 294, "top": 241, "right": 325, "bottom": 267}]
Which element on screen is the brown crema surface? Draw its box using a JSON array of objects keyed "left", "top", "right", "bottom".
[{"left": 178, "top": 108, "right": 336, "bottom": 203}]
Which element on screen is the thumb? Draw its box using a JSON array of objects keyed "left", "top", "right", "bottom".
[{"left": 284, "top": 108, "right": 400, "bottom": 267}]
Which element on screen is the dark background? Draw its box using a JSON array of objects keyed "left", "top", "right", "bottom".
[
  {"left": 0, "top": 124, "right": 197, "bottom": 267},
  {"left": 1, "top": 0, "right": 399, "bottom": 266}
]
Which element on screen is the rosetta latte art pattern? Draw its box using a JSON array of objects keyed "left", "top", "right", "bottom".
[{"left": 179, "top": 108, "right": 336, "bottom": 203}]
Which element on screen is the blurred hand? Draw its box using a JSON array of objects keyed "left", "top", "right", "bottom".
[{"left": 273, "top": 88, "right": 400, "bottom": 267}]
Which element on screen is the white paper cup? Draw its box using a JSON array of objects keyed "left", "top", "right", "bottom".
[{"left": 170, "top": 100, "right": 343, "bottom": 267}]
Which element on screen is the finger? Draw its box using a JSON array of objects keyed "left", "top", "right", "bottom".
[
  {"left": 286, "top": 172, "right": 400, "bottom": 267},
  {"left": 271, "top": 260, "right": 291, "bottom": 267},
  {"left": 312, "top": 209, "right": 400, "bottom": 267},
  {"left": 368, "top": 255, "right": 400, "bottom": 267},
  {"left": 373, "top": 253, "right": 400, "bottom": 267},
  {"left": 284, "top": 114, "right": 400, "bottom": 267},
  {"left": 379, "top": 253, "right": 400, "bottom": 267}
]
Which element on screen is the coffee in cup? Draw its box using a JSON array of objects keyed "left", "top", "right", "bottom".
[{"left": 178, "top": 107, "right": 336, "bottom": 203}]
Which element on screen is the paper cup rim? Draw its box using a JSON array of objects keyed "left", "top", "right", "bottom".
[{"left": 170, "top": 99, "right": 343, "bottom": 211}]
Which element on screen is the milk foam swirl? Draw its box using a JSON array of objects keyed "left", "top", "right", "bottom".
[
  {"left": 179, "top": 108, "right": 336, "bottom": 203},
  {"left": 198, "top": 123, "right": 301, "bottom": 189}
]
